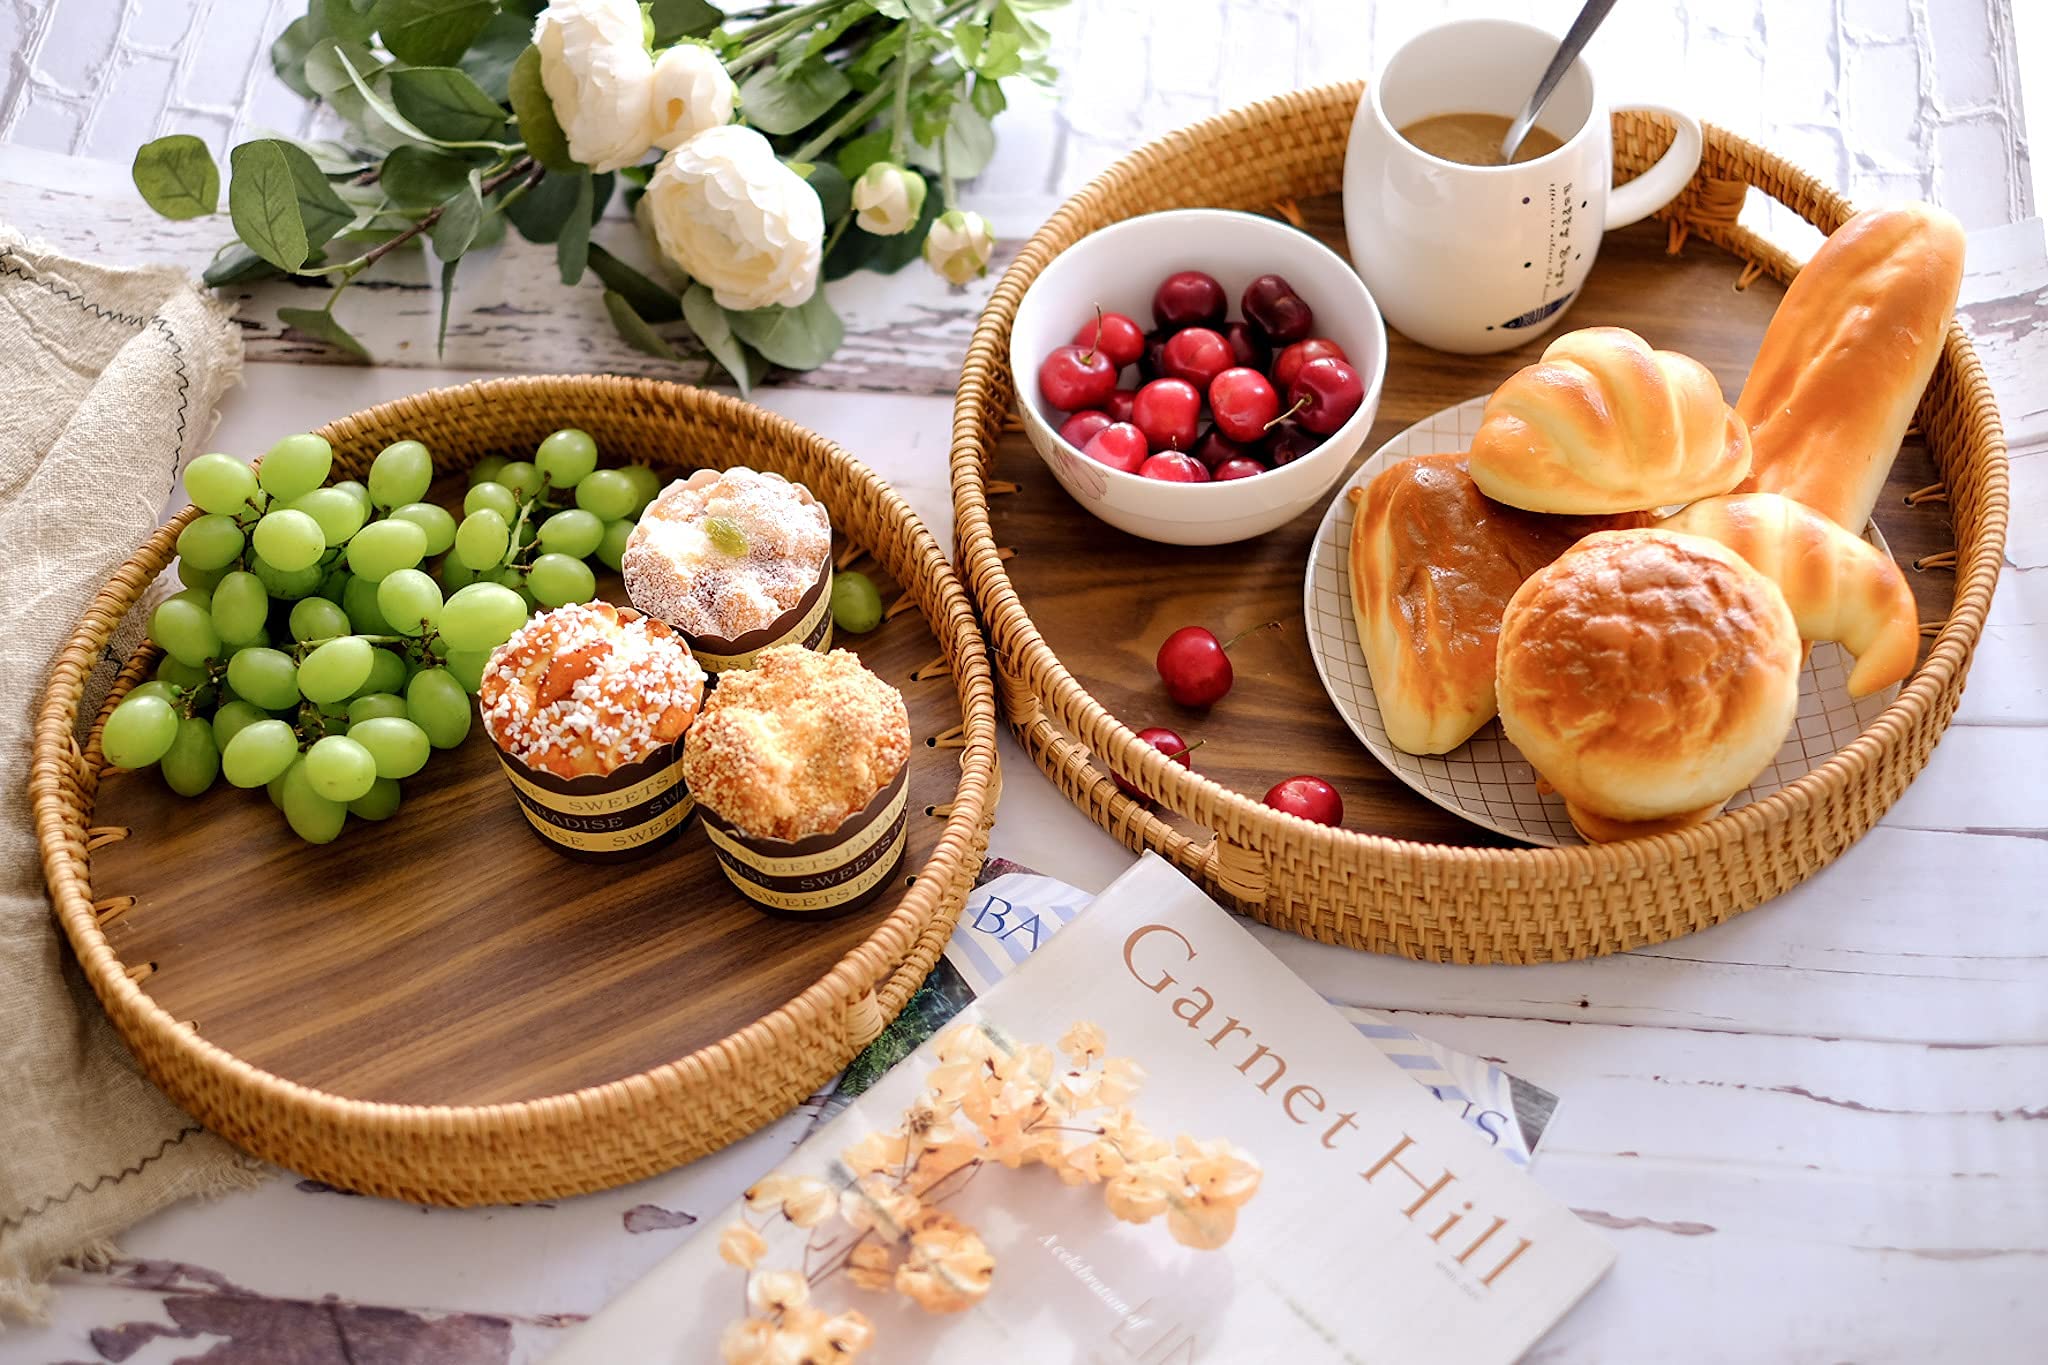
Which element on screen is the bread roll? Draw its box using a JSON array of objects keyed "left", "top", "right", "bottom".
[
  {"left": 1660, "top": 492, "right": 1919, "bottom": 696},
  {"left": 1496, "top": 529, "right": 1801, "bottom": 842},
  {"left": 1469, "top": 327, "right": 1752, "bottom": 515},
  {"left": 1734, "top": 203, "right": 1965, "bottom": 532},
  {"left": 1347, "top": 454, "right": 1651, "bottom": 755}
]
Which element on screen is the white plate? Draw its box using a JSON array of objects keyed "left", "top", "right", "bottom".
[{"left": 1303, "top": 396, "right": 1903, "bottom": 847}]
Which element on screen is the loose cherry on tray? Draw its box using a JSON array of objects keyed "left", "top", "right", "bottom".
[
  {"left": 1139, "top": 451, "right": 1209, "bottom": 482},
  {"left": 1104, "top": 387, "right": 1138, "bottom": 423},
  {"left": 1112, "top": 726, "right": 1204, "bottom": 801},
  {"left": 1223, "top": 321, "right": 1271, "bottom": 372},
  {"left": 1060, "top": 409, "right": 1114, "bottom": 449},
  {"left": 1208, "top": 366, "right": 1281, "bottom": 443},
  {"left": 1132, "top": 378, "right": 1201, "bottom": 452},
  {"left": 1274, "top": 356, "right": 1365, "bottom": 435},
  {"left": 1242, "top": 273, "right": 1315, "bottom": 345},
  {"left": 1039, "top": 339, "right": 1118, "bottom": 412},
  {"left": 1213, "top": 455, "right": 1267, "bottom": 481},
  {"left": 1272, "top": 337, "right": 1348, "bottom": 393},
  {"left": 1156, "top": 621, "right": 1280, "bottom": 708},
  {"left": 1161, "top": 327, "right": 1233, "bottom": 391},
  {"left": 1190, "top": 425, "right": 1248, "bottom": 471},
  {"left": 1263, "top": 421, "right": 1320, "bottom": 466},
  {"left": 1264, "top": 774, "right": 1343, "bottom": 826},
  {"left": 1082, "top": 422, "right": 1149, "bottom": 473},
  {"left": 1153, "top": 270, "right": 1227, "bottom": 329},
  {"left": 1072, "top": 308, "right": 1146, "bottom": 370}
]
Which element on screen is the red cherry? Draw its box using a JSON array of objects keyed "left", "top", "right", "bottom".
[
  {"left": 1242, "top": 274, "right": 1314, "bottom": 345},
  {"left": 1161, "top": 327, "right": 1232, "bottom": 391},
  {"left": 1104, "top": 387, "right": 1138, "bottom": 423},
  {"left": 1138, "top": 329, "right": 1174, "bottom": 383},
  {"left": 1263, "top": 422, "right": 1321, "bottom": 466},
  {"left": 1213, "top": 456, "right": 1266, "bottom": 481},
  {"left": 1152, "top": 270, "right": 1226, "bottom": 329},
  {"left": 1276, "top": 356, "right": 1365, "bottom": 435},
  {"left": 1154, "top": 621, "right": 1280, "bottom": 708},
  {"left": 1073, "top": 309, "right": 1145, "bottom": 370},
  {"left": 1264, "top": 775, "right": 1343, "bottom": 825},
  {"left": 1190, "top": 425, "right": 1248, "bottom": 470},
  {"left": 1082, "top": 422, "right": 1149, "bottom": 473},
  {"left": 1112, "top": 726, "right": 1202, "bottom": 800},
  {"left": 1272, "top": 337, "right": 1349, "bottom": 393},
  {"left": 1039, "top": 342, "right": 1117, "bottom": 411},
  {"left": 1139, "top": 451, "right": 1209, "bottom": 482},
  {"left": 1059, "top": 409, "right": 1113, "bottom": 449},
  {"left": 1208, "top": 366, "right": 1280, "bottom": 443},
  {"left": 1131, "top": 378, "right": 1201, "bottom": 452},
  {"left": 1223, "top": 321, "right": 1270, "bottom": 372}
]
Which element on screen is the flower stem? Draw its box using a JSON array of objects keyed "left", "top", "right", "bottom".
[
  {"left": 888, "top": 21, "right": 916, "bottom": 159},
  {"left": 300, "top": 157, "right": 536, "bottom": 280},
  {"left": 724, "top": 0, "right": 842, "bottom": 75},
  {"left": 790, "top": 78, "right": 894, "bottom": 164}
]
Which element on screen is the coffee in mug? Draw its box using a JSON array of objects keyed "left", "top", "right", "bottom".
[{"left": 1398, "top": 112, "right": 1565, "bottom": 167}]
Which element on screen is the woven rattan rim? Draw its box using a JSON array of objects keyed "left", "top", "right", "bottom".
[
  {"left": 32, "top": 375, "right": 1001, "bottom": 1203},
  {"left": 951, "top": 82, "right": 2008, "bottom": 963}
]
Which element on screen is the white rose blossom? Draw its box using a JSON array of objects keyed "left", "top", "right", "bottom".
[
  {"left": 647, "top": 125, "right": 824, "bottom": 311},
  {"left": 533, "top": 0, "right": 658, "bottom": 173},
  {"left": 648, "top": 42, "right": 737, "bottom": 150},
  {"left": 923, "top": 209, "right": 995, "bottom": 285},
  {"left": 851, "top": 162, "right": 928, "bottom": 236}
]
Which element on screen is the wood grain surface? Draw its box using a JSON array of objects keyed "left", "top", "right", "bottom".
[
  {"left": 991, "top": 201, "right": 1960, "bottom": 848},
  {"left": 89, "top": 541, "right": 965, "bottom": 1108}
]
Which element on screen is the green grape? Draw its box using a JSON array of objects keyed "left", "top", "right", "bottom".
[
  {"left": 596, "top": 518, "right": 634, "bottom": 571},
  {"left": 345, "top": 518, "right": 427, "bottom": 581},
  {"left": 361, "top": 648, "right": 408, "bottom": 696},
  {"left": 226, "top": 646, "right": 302, "bottom": 710},
  {"left": 251, "top": 508, "right": 326, "bottom": 572},
  {"left": 348, "top": 715, "right": 430, "bottom": 779},
  {"left": 290, "top": 487, "right": 368, "bottom": 546},
  {"left": 342, "top": 575, "right": 392, "bottom": 635},
  {"left": 289, "top": 596, "right": 351, "bottom": 642},
  {"left": 377, "top": 568, "right": 442, "bottom": 636},
  {"left": 155, "top": 655, "right": 209, "bottom": 691},
  {"left": 390, "top": 502, "right": 456, "bottom": 556},
  {"left": 252, "top": 553, "right": 323, "bottom": 600},
  {"left": 538, "top": 508, "right": 604, "bottom": 559},
  {"left": 498, "top": 460, "right": 542, "bottom": 501},
  {"left": 221, "top": 719, "right": 298, "bottom": 787},
  {"left": 468, "top": 454, "right": 508, "bottom": 486},
  {"left": 266, "top": 753, "right": 296, "bottom": 808},
  {"left": 453, "top": 509, "right": 510, "bottom": 572},
  {"left": 102, "top": 695, "right": 180, "bottom": 769},
  {"left": 211, "top": 699, "right": 268, "bottom": 749},
  {"left": 534, "top": 428, "right": 598, "bottom": 488},
  {"left": 333, "top": 478, "right": 373, "bottom": 516},
  {"left": 127, "top": 680, "right": 182, "bottom": 708},
  {"left": 150, "top": 596, "right": 221, "bottom": 668},
  {"left": 165, "top": 585, "right": 212, "bottom": 611},
  {"left": 620, "top": 463, "right": 662, "bottom": 514},
  {"left": 528, "top": 553, "right": 596, "bottom": 608},
  {"left": 439, "top": 582, "right": 529, "bottom": 651},
  {"left": 317, "top": 563, "right": 352, "bottom": 602},
  {"left": 298, "top": 636, "right": 374, "bottom": 704},
  {"left": 575, "top": 468, "right": 636, "bottom": 520},
  {"left": 177, "top": 560, "right": 226, "bottom": 593},
  {"left": 515, "top": 519, "right": 539, "bottom": 549},
  {"left": 346, "top": 691, "right": 409, "bottom": 724},
  {"left": 406, "top": 667, "right": 472, "bottom": 748},
  {"left": 368, "top": 439, "right": 433, "bottom": 507},
  {"left": 160, "top": 716, "right": 219, "bottom": 796},
  {"left": 176, "top": 513, "right": 245, "bottom": 570},
  {"left": 463, "top": 481, "right": 519, "bottom": 521},
  {"left": 258, "top": 433, "right": 333, "bottom": 501},
  {"left": 831, "top": 571, "right": 884, "bottom": 634},
  {"left": 441, "top": 555, "right": 480, "bottom": 590},
  {"left": 210, "top": 570, "right": 270, "bottom": 646},
  {"left": 444, "top": 648, "right": 490, "bottom": 694},
  {"left": 349, "top": 777, "right": 402, "bottom": 821},
  {"left": 185, "top": 453, "right": 260, "bottom": 515},
  {"left": 304, "top": 734, "right": 378, "bottom": 801},
  {"left": 280, "top": 757, "right": 347, "bottom": 843}
]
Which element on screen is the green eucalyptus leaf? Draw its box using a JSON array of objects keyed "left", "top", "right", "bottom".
[
  {"left": 682, "top": 284, "right": 752, "bottom": 397},
  {"left": 603, "top": 290, "right": 681, "bottom": 362},
  {"left": 296, "top": 138, "right": 371, "bottom": 174},
  {"left": 431, "top": 170, "right": 485, "bottom": 259},
  {"left": 312, "top": 0, "right": 377, "bottom": 44},
  {"left": 279, "top": 139, "right": 353, "bottom": 251},
  {"left": 737, "top": 62, "right": 851, "bottom": 136},
  {"left": 870, "top": 0, "right": 943, "bottom": 18},
  {"left": 727, "top": 288, "right": 841, "bottom": 370},
  {"left": 969, "top": 73, "right": 1007, "bottom": 120},
  {"left": 379, "top": 144, "right": 475, "bottom": 209},
  {"left": 369, "top": 0, "right": 496, "bottom": 66},
  {"left": 649, "top": 0, "right": 723, "bottom": 43},
  {"left": 458, "top": 10, "right": 531, "bottom": 102},
  {"left": 504, "top": 167, "right": 578, "bottom": 241},
  {"left": 336, "top": 47, "right": 507, "bottom": 151},
  {"left": 509, "top": 44, "right": 578, "bottom": 172},
  {"left": 805, "top": 162, "right": 850, "bottom": 224},
  {"left": 271, "top": 17, "right": 319, "bottom": 98},
  {"left": 801, "top": 2, "right": 876, "bottom": 60},
  {"left": 588, "top": 243, "right": 682, "bottom": 322},
  {"left": 470, "top": 203, "right": 508, "bottom": 251},
  {"left": 992, "top": 0, "right": 1054, "bottom": 54},
  {"left": 909, "top": 102, "right": 994, "bottom": 179},
  {"left": 976, "top": 29, "right": 1025, "bottom": 79},
  {"left": 304, "top": 38, "right": 383, "bottom": 96},
  {"left": 438, "top": 255, "right": 459, "bottom": 355},
  {"left": 228, "top": 141, "right": 310, "bottom": 271},
  {"left": 558, "top": 170, "right": 593, "bottom": 285},
  {"left": 203, "top": 243, "right": 279, "bottom": 288},
  {"left": 132, "top": 135, "right": 219, "bottom": 219},
  {"left": 822, "top": 220, "right": 880, "bottom": 281},
  {"left": 954, "top": 23, "right": 983, "bottom": 68},
  {"left": 833, "top": 130, "right": 892, "bottom": 182},
  {"left": 277, "top": 305, "right": 371, "bottom": 360},
  {"left": 390, "top": 66, "right": 508, "bottom": 143}
]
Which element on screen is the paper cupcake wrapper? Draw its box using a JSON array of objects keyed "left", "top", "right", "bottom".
[
  {"left": 492, "top": 733, "right": 696, "bottom": 863},
  {"left": 688, "top": 559, "right": 835, "bottom": 674},
  {"left": 700, "top": 761, "right": 910, "bottom": 917}
]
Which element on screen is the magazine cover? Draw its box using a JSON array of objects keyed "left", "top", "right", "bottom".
[{"left": 550, "top": 855, "right": 1612, "bottom": 1364}]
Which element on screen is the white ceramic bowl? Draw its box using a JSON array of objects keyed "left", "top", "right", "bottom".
[{"left": 1009, "top": 208, "right": 1387, "bottom": 546}]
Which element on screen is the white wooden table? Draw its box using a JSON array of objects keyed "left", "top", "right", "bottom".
[{"left": 4, "top": 2, "right": 2046, "bottom": 1361}]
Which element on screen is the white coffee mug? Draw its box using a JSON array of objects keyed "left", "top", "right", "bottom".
[{"left": 1343, "top": 18, "right": 1703, "bottom": 354}]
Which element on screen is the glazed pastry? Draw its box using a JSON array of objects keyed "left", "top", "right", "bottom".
[
  {"left": 1495, "top": 530, "right": 1801, "bottom": 843},
  {"left": 1468, "top": 326, "right": 1752, "bottom": 515},
  {"left": 1660, "top": 492, "right": 1920, "bottom": 697},
  {"left": 1347, "top": 454, "right": 1652, "bottom": 755},
  {"left": 1733, "top": 203, "right": 1965, "bottom": 533}
]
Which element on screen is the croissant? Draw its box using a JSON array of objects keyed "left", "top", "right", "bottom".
[
  {"left": 1468, "top": 326, "right": 1752, "bottom": 516},
  {"left": 1658, "top": 492, "right": 1919, "bottom": 697}
]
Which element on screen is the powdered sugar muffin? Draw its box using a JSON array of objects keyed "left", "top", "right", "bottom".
[{"left": 622, "top": 467, "right": 834, "bottom": 672}]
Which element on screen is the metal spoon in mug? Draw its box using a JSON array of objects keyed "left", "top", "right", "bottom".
[{"left": 1500, "top": 0, "right": 1621, "bottom": 164}]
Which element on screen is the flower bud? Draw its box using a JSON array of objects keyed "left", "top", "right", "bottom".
[
  {"left": 922, "top": 209, "right": 994, "bottom": 286},
  {"left": 850, "top": 162, "right": 928, "bottom": 236}
]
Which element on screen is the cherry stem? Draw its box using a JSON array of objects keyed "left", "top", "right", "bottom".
[
  {"left": 1159, "top": 738, "right": 1207, "bottom": 761},
  {"left": 1221, "top": 620, "right": 1282, "bottom": 652},
  {"left": 1081, "top": 304, "right": 1103, "bottom": 365},
  {"left": 1264, "top": 394, "right": 1308, "bottom": 432}
]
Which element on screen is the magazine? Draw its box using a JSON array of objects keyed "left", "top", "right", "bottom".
[{"left": 551, "top": 855, "right": 1611, "bottom": 1364}]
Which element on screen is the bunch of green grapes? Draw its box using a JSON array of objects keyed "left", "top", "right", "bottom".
[{"left": 99, "top": 428, "right": 660, "bottom": 845}]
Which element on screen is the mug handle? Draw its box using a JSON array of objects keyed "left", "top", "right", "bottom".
[{"left": 1605, "top": 105, "right": 1704, "bottom": 230}]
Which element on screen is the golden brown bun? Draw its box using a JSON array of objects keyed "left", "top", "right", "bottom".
[
  {"left": 1734, "top": 203, "right": 1965, "bottom": 533},
  {"left": 1469, "top": 327, "right": 1752, "bottom": 515},
  {"left": 1347, "top": 454, "right": 1653, "bottom": 754},
  {"left": 1496, "top": 530, "right": 1801, "bottom": 839},
  {"left": 1660, "top": 492, "right": 1920, "bottom": 697}
]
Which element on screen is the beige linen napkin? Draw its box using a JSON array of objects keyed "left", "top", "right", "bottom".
[{"left": 0, "top": 226, "right": 261, "bottom": 1324}]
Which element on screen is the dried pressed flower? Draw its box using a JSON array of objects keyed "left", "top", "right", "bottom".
[
  {"left": 1104, "top": 1162, "right": 1175, "bottom": 1224},
  {"left": 747, "top": 1268, "right": 811, "bottom": 1315},
  {"left": 744, "top": 1175, "right": 792, "bottom": 1214},
  {"left": 1059, "top": 1020, "right": 1107, "bottom": 1065},
  {"left": 1096, "top": 1055, "right": 1146, "bottom": 1106},
  {"left": 894, "top": 1211, "right": 996, "bottom": 1313},
  {"left": 846, "top": 1242, "right": 895, "bottom": 1292},
  {"left": 1099, "top": 1107, "right": 1170, "bottom": 1163},
  {"left": 719, "top": 1221, "right": 768, "bottom": 1270},
  {"left": 840, "top": 1175, "right": 921, "bottom": 1241},
  {"left": 718, "top": 1316, "right": 778, "bottom": 1365},
  {"left": 822, "top": 1309, "right": 875, "bottom": 1354},
  {"left": 1177, "top": 1136, "right": 1263, "bottom": 1208},
  {"left": 841, "top": 1128, "right": 910, "bottom": 1177},
  {"left": 932, "top": 1021, "right": 995, "bottom": 1065},
  {"left": 782, "top": 1175, "right": 837, "bottom": 1228}
]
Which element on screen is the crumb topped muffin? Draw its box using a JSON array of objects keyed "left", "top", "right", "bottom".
[
  {"left": 481, "top": 601, "right": 706, "bottom": 780},
  {"left": 623, "top": 467, "right": 832, "bottom": 644},
  {"left": 683, "top": 645, "right": 910, "bottom": 843}
]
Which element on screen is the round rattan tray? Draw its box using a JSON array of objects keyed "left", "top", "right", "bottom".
[
  {"left": 32, "top": 376, "right": 1001, "bottom": 1203},
  {"left": 952, "top": 83, "right": 2007, "bottom": 964}
]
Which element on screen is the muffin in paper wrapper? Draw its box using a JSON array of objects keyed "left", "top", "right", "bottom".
[
  {"left": 491, "top": 729, "right": 697, "bottom": 863},
  {"left": 699, "top": 759, "right": 910, "bottom": 917},
  {"left": 686, "top": 558, "right": 834, "bottom": 676}
]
